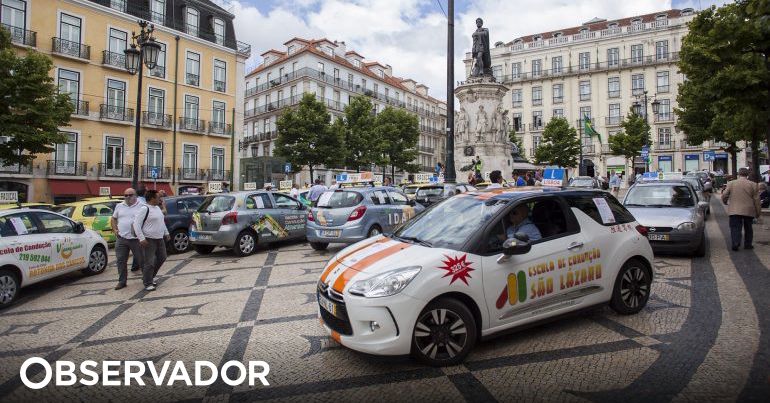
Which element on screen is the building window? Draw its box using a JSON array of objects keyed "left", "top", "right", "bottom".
[
  {"left": 552, "top": 84, "right": 563, "bottom": 103},
  {"left": 212, "top": 101, "right": 226, "bottom": 134},
  {"left": 533, "top": 135, "right": 541, "bottom": 150},
  {"left": 147, "top": 141, "right": 163, "bottom": 169},
  {"left": 185, "top": 7, "right": 199, "bottom": 36},
  {"left": 2, "top": 0, "right": 27, "bottom": 34},
  {"left": 149, "top": 41, "right": 166, "bottom": 78},
  {"left": 186, "top": 51, "right": 200, "bottom": 86},
  {"left": 106, "top": 79, "right": 126, "bottom": 118},
  {"left": 511, "top": 62, "right": 521, "bottom": 78},
  {"left": 579, "top": 106, "right": 591, "bottom": 120},
  {"left": 607, "top": 47, "right": 619, "bottom": 67},
  {"left": 110, "top": 0, "right": 126, "bottom": 12},
  {"left": 551, "top": 56, "right": 562, "bottom": 74},
  {"left": 657, "top": 71, "right": 670, "bottom": 93},
  {"left": 59, "top": 13, "right": 82, "bottom": 52},
  {"left": 608, "top": 103, "right": 621, "bottom": 124},
  {"left": 57, "top": 69, "right": 79, "bottom": 108},
  {"left": 656, "top": 40, "right": 669, "bottom": 60},
  {"left": 608, "top": 76, "right": 620, "bottom": 98},
  {"left": 104, "top": 136, "right": 124, "bottom": 172},
  {"left": 631, "top": 44, "right": 644, "bottom": 63},
  {"left": 658, "top": 99, "right": 671, "bottom": 120},
  {"left": 184, "top": 95, "right": 199, "bottom": 127},
  {"left": 512, "top": 89, "right": 522, "bottom": 108},
  {"left": 532, "top": 111, "right": 543, "bottom": 129},
  {"left": 213, "top": 18, "right": 225, "bottom": 45},
  {"left": 532, "top": 86, "right": 542, "bottom": 106},
  {"left": 104, "top": 28, "right": 127, "bottom": 68},
  {"left": 287, "top": 44, "right": 295, "bottom": 54},
  {"left": 147, "top": 87, "right": 165, "bottom": 123},
  {"left": 492, "top": 65, "right": 502, "bottom": 81},
  {"left": 579, "top": 52, "right": 590, "bottom": 71},
  {"left": 318, "top": 62, "right": 324, "bottom": 74},
  {"left": 512, "top": 113, "right": 522, "bottom": 132},
  {"left": 182, "top": 145, "right": 198, "bottom": 176},
  {"left": 553, "top": 108, "right": 564, "bottom": 118},
  {"left": 658, "top": 127, "right": 671, "bottom": 145},
  {"left": 352, "top": 59, "right": 360, "bottom": 68},
  {"left": 213, "top": 59, "right": 226, "bottom": 92},
  {"left": 531, "top": 59, "right": 541, "bottom": 77},
  {"left": 212, "top": 147, "right": 225, "bottom": 177},
  {"left": 632, "top": 74, "right": 645, "bottom": 95},
  {"left": 150, "top": 0, "right": 165, "bottom": 24},
  {"left": 579, "top": 80, "right": 591, "bottom": 101},
  {"left": 54, "top": 132, "right": 77, "bottom": 173}
]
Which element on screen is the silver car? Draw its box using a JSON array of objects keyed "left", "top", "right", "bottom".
[
  {"left": 623, "top": 180, "right": 707, "bottom": 257},
  {"left": 189, "top": 191, "right": 307, "bottom": 256},
  {"left": 306, "top": 186, "right": 425, "bottom": 250}
]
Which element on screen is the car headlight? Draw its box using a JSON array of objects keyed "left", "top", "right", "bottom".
[
  {"left": 348, "top": 266, "right": 421, "bottom": 298},
  {"left": 677, "top": 221, "right": 696, "bottom": 231}
]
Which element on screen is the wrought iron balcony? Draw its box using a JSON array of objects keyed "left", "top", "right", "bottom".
[
  {"left": 528, "top": 123, "right": 544, "bottom": 132},
  {"left": 186, "top": 73, "right": 199, "bottom": 86},
  {"left": 179, "top": 117, "right": 206, "bottom": 133},
  {"left": 655, "top": 142, "right": 674, "bottom": 150},
  {"left": 552, "top": 96, "right": 563, "bottom": 104},
  {"left": 98, "top": 163, "right": 133, "bottom": 178},
  {"left": 52, "top": 37, "right": 90, "bottom": 60},
  {"left": 142, "top": 111, "right": 172, "bottom": 128},
  {"left": 102, "top": 50, "right": 126, "bottom": 69},
  {"left": 605, "top": 116, "right": 622, "bottom": 126},
  {"left": 608, "top": 90, "right": 621, "bottom": 98},
  {"left": 99, "top": 104, "right": 134, "bottom": 122},
  {"left": 582, "top": 144, "right": 596, "bottom": 155},
  {"left": 0, "top": 161, "right": 33, "bottom": 175},
  {"left": 654, "top": 113, "right": 675, "bottom": 123},
  {"left": 149, "top": 65, "right": 165, "bottom": 79},
  {"left": 680, "top": 140, "right": 704, "bottom": 150},
  {"left": 141, "top": 165, "right": 171, "bottom": 180},
  {"left": 214, "top": 80, "right": 226, "bottom": 92},
  {"left": 209, "top": 122, "right": 231, "bottom": 135},
  {"left": 209, "top": 169, "right": 231, "bottom": 181},
  {"left": 418, "top": 146, "right": 435, "bottom": 154},
  {"left": 178, "top": 168, "right": 206, "bottom": 181},
  {"left": 2, "top": 24, "right": 36, "bottom": 47},
  {"left": 71, "top": 100, "right": 89, "bottom": 117},
  {"left": 47, "top": 160, "right": 87, "bottom": 176}
]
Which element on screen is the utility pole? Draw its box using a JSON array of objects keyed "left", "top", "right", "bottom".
[{"left": 444, "top": 0, "right": 456, "bottom": 183}]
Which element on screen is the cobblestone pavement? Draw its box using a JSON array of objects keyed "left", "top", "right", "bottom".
[{"left": 0, "top": 198, "right": 767, "bottom": 402}]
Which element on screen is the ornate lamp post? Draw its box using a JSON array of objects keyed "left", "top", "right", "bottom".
[
  {"left": 124, "top": 20, "right": 161, "bottom": 190},
  {"left": 632, "top": 91, "right": 660, "bottom": 172}
]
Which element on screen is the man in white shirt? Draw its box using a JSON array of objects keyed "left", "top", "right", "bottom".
[
  {"left": 111, "top": 188, "right": 145, "bottom": 290},
  {"left": 133, "top": 190, "right": 170, "bottom": 291},
  {"left": 487, "top": 170, "right": 504, "bottom": 189}
]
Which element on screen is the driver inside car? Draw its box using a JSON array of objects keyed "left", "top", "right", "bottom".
[{"left": 505, "top": 204, "right": 542, "bottom": 242}]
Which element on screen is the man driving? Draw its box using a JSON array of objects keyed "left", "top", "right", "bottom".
[{"left": 506, "top": 204, "right": 542, "bottom": 241}]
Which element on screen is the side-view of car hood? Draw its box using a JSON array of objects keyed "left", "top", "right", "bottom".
[{"left": 626, "top": 207, "right": 697, "bottom": 227}]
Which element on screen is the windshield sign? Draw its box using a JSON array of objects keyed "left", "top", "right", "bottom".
[{"left": 625, "top": 185, "right": 695, "bottom": 208}]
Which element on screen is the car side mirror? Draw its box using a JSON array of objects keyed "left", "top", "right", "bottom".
[
  {"left": 407, "top": 199, "right": 416, "bottom": 206},
  {"left": 698, "top": 201, "right": 709, "bottom": 210},
  {"left": 703, "top": 183, "right": 713, "bottom": 192},
  {"left": 502, "top": 233, "right": 531, "bottom": 256},
  {"left": 74, "top": 222, "right": 86, "bottom": 234}
]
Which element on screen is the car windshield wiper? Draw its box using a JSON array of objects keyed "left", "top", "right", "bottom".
[{"left": 395, "top": 235, "right": 433, "bottom": 247}]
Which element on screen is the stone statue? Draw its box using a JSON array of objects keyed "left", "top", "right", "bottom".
[
  {"left": 501, "top": 110, "right": 510, "bottom": 142},
  {"left": 489, "top": 107, "right": 499, "bottom": 141},
  {"left": 475, "top": 105, "right": 488, "bottom": 141},
  {"left": 456, "top": 107, "right": 469, "bottom": 142},
  {"left": 471, "top": 18, "right": 492, "bottom": 77}
]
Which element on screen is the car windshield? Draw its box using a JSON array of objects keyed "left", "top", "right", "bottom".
[
  {"left": 317, "top": 191, "right": 363, "bottom": 208},
  {"left": 570, "top": 179, "right": 594, "bottom": 187},
  {"left": 52, "top": 206, "right": 74, "bottom": 218},
  {"left": 395, "top": 194, "right": 507, "bottom": 249},
  {"left": 624, "top": 185, "right": 695, "bottom": 207},
  {"left": 416, "top": 187, "right": 444, "bottom": 197},
  {"left": 198, "top": 195, "right": 235, "bottom": 213},
  {"left": 404, "top": 187, "right": 418, "bottom": 195}
]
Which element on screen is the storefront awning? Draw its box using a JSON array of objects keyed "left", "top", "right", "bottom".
[
  {"left": 85, "top": 181, "right": 131, "bottom": 197},
  {"left": 49, "top": 180, "right": 90, "bottom": 196},
  {"left": 142, "top": 182, "right": 174, "bottom": 196}
]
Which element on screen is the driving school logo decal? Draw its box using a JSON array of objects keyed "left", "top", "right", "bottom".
[{"left": 438, "top": 254, "right": 474, "bottom": 285}]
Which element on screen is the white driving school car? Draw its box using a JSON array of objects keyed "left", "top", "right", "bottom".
[
  {"left": 0, "top": 209, "right": 109, "bottom": 306},
  {"left": 317, "top": 188, "right": 654, "bottom": 366}
]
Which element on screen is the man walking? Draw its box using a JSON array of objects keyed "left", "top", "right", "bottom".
[
  {"left": 134, "top": 190, "right": 170, "bottom": 291},
  {"left": 308, "top": 179, "right": 327, "bottom": 206},
  {"left": 111, "top": 188, "right": 144, "bottom": 290},
  {"left": 722, "top": 168, "right": 761, "bottom": 251},
  {"left": 610, "top": 173, "right": 621, "bottom": 197}
]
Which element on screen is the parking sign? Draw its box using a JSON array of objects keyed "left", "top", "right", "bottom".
[{"left": 150, "top": 166, "right": 160, "bottom": 179}]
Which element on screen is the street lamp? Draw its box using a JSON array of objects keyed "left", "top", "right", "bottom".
[{"left": 124, "top": 20, "right": 161, "bottom": 190}]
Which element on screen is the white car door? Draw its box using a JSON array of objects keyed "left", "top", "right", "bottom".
[
  {"left": 0, "top": 211, "right": 55, "bottom": 285},
  {"left": 35, "top": 211, "right": 89, "bottom": 275},
  {"left": 480, "top": 196, "right": 589, "bottom": 332}
]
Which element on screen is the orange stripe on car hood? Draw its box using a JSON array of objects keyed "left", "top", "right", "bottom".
[
  {"left": 331, "top": 242, "right": 411, "bottom": 292},
  {"left": 319, "top": 237, "right": 389, "bottom": 283}
]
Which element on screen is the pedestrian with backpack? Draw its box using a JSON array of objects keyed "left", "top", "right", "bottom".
[{"left": 133, "top": 190, "right": 170, "bottom": 291}]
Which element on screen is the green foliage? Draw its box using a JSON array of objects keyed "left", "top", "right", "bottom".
[
  {"left": 0, "top": 27, "right": 73, "bottom": 165},
  {"left": 508, "top": 129, "right": 527, "bottom": 162},
  {"left": 534, "top": 117, "right": 580, "bottom": 167},
  {"left": 608, "top": 108, "right": 651, "bottom": 163},
  {"left": 275, "top": 93, "right": 344, "bottom": 180},
  {"left": 342, "top": 95, "right": 381, "bottom": 170},
  {"left": 374, "top": 106, "right": 420, "bottom": 175}
]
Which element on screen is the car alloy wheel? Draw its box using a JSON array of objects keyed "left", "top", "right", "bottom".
[
  {"left": 88, "top": 248, "right": 107, "bottom": 273},
  {"left": 238, "top": 233, "right": 255, "bottom": 255},
  {"left": 173, "top": 231, "right": 189, "bottom": 253},
  {"left": 414, "top": 308, "right": 468, "bottom": 362},
  {"left": 368, "top": 226, "right": 381, "bottom": 237},
  {"left": 0, "top": 272, "right": 18, "bottom": 305},
  {"left": 620, "top": 266, "right": 649, "bottom": 309}
]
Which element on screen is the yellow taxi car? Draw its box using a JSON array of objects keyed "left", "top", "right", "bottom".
[
  {"left": 0, "top": 203, "right": 55, "bottom": 211},
  {"left": 403, "top": 183, "right": 435, "bottom": 200},
  {"left": 52, "top": 197, "right": 123, "bottom": 244}
]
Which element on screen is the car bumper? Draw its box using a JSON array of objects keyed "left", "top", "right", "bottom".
[
  {"left": 648, "top": 231, "right": 703, "bottom": 254},
  {"left": 318, "top": 289, "right": 425, "bottom": 356},
  {"left": 189, "top": 227, "right": 238, "bottom": 247},
  {"left": 306, "top": 221, "right": 368, "bottom": 244}
]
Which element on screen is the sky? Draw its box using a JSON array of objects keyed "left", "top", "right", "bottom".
[{"left": 217, "top": 0, "right": 732, "bottom": 102}]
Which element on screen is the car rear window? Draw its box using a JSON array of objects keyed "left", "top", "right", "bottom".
[
  {"left": 317, "top": 191, "right": 363, "bottom": 208},
  {"left": 567, "top": 195, "right": 635, "bottom": 225},
  {"left": 416, "top": 187, "right": 444, "bottom": 197},
  {"left": 52, "top": 206, "right": 74, "bottom": 218},
  {"left": 198, "top": 195, "right": 235, "bottom": 213}
]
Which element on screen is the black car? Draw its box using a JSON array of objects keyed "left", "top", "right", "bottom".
[
  {"left": 164, "top": 195, "right": 205, "bottom": 253},
  {"left": 414, "top": 183, "right": 477, "bottom": 207}
]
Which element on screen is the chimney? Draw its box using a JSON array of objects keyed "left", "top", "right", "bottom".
[
  {"left": 384, "top": 64, "right": 393, "bottom": 76},
  {"left": 334, "top": 40, "right": 346, "bottom": 56}
]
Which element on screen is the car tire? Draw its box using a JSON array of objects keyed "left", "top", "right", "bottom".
[
  {"left": 0, "top": 269, "right": 19, "bottom": 307},
  {"left": 234, "top": 230, "right": 257, "bottom": 257},
  {"left": 194, "top": 245, "right": 215, "bottom": 255},
  {"left": 169, "top": 229, "right": 191, "bottom": 254},
  {"left": 411, "top": 298, "right": 477, "bottom": 367},
  {"left": 81, "top": 246, "right": 108, "bottom": 276},
  {"left": 367, "top": 225, "right": 382, "bottom": 238},
  {"left": 694, "top": 233, "right": 706, "bottom": 257},
  {"left": 310, "top": 242, "right": 328, "bottom": 251},
  {"left": 610, "top": 259, "right": 652, "bottom": 315}
]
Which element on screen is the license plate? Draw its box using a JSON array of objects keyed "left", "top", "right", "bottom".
[
  {"left": 321, "top": 229, "right": 341, "bottom": 238},
  {"left": 648, "top": 234, "right": 669, "bottom": 241},
  {"left": 318, "top": 292, "right": 339, "bottom": 317}
]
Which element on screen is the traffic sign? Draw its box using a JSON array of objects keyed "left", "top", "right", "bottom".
[
  {"left": 542, "top": 168, "right": 566, "bottom": 187},
  {"left": 284, "top": 163, "right": 292, "bottom": 173},
  {"left": 703, "top": 151, "right": 716, "bottom": 162},
  {"left": 150, "top": 166, "right": 160, "bottom": 179}
]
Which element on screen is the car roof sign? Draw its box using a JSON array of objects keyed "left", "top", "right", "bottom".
[{"left": 0, "top": 191, "right": 19, "bottom": 204}]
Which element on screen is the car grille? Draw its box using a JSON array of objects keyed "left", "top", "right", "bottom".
[
  {"left": 647, "top": 226, "right": 673, "bottom": 233},
  {"left": 317, "top": 281, "right": 353, "bottom": 336}
]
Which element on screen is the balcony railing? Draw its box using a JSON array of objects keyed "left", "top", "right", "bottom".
[
  {"left": 149, "top": 65, "right": 166, "bottom": 78},
  {"left": 209, "top": 169, "right": 231, "bottom": 181},
  {"left": 528, "top": 123, "right": 544, "bottom": 132},
  {"left": 680, "top": 140, "right": 704, "bottom": 150},
  {"left": 141, "top": 165, "right": 171, "bottom": 180},
  {"left": 418, "top": 146, "right": 435, "bottom": 154},
  {"left": 186, "top": 73, "right": 199, "bottom": 86},
  {"left": 512, "top": 101, "right": 522, "bottom": 108},
  {"left": 2, "top": 24, "right": 36, "bottom": 47},
  {"left": 178, "top": 168, "right": 206, "bottom": 181},
  {"left": 110, "top": 0, "right": 127, "bottom": 12},
  {"left": 47, "top": 160, "right": 87, "bottom": 176},
  {"left": 209, "top": 121, "right": 231, "bottom": 135},
  {"left": 0, "top": 161, "right": 33, "bottom": 175},
  {"left": 532, "top": 99, "right": 542, "bottom": 106},
  {"left": 582, "top": 144, "right": 596, "bottom": 155},
  {"left": 71, "top": 100, "right": 89, "bottom": 117},
  {"left": 657, "top": 85, "right": 670, "bottom": 93},
  {"left": 99, "top": 104, "right": 134, "bottom": 122},
  {"left": 102, "top": 50, "right": 126, "bottom": 69},
  {"left": 608, "top": 90, "right": 621, "bottom": 98},
  {"left": 179, "top": 117, "right": 206, "bottom": 133},
  {"left": 655, "top": 113, "right": 675, "bottom": 123},
  {"left": 52, "top": 37, "right": 90, "bottom": 60},
  {"left": 98, "top": 163, "right": 133, "bottom": 178},
  {"left": 142, "top": 111, "right": 172, "bottom": 128},
  {"left": 655, "top": 142, "right": 674, "bottom": 150},
  {"left": 552, "top": 96, "right": 563, "bottom": 104},
  {"left": 214, "top": 80, "right": 226, "bottom": 92},
  {"left": 605, "top": 116, "right": 622, "bottom": 126},
  {"left": 529, "top": 148, "right": 539, "bottom": 157},
  {"left": 579, "top": 94, "right": 591, "bottom": 101},
  {"left": 602, "top": 144, "right": 613, "bottom": 154}
]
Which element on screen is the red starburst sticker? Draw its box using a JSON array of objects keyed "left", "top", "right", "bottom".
[{"left": 438, "top": 254, "right": 475, "bottom": 285}]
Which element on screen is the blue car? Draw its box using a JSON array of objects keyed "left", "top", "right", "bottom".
[{"left": 306, "top": 186, "right": 425, "bottom": 250}]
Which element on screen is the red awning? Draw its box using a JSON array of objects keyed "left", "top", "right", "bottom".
[
  {"left": 49, "top": 180, "right": 91, "bottom": 196},
  {"left": 141, "top": 182, "right": 174, "bottom": 196},
  {"left": 86, "top": 181, "right": 132, "bottom": 197}
]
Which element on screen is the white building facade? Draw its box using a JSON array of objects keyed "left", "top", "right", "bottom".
[
  {"left": 468, "top": 8, "right": 744, "bottom": 178},
  {"left": 242, "top": 38, "right": 446, "bottom": 186}
]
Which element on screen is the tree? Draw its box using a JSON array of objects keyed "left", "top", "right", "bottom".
[
  {"left": 0, "top": 28, "right": 73, "bottom": 165},
  {"left": 534, "top": 117, "right": 580, "bottom": 168},
  {"left": 508, "top": 129, "right": 528, "bottom": 162},
  {"left": 342, "top": 95, "right": 380, "bottom": 171},
  {"left": 275, "top": 93, "right": 344, "bottom": 181},
  {"left": 609, "top": 108, "right": 651, "bottom": 168},
  {"left": 374, "top": 106, "right": 419, "bottom": 179}
]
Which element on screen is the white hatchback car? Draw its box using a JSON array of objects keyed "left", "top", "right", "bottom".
[
  {"left": 317, "top": 188, "right": 654, "bottom": 366},
  {"left": 0, "top": 209, "right": 109, "bottom": 306}
]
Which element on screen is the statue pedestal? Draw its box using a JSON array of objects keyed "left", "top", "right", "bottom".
[{"left": 453, "top": 77, "right": 513, "bottom": 182}]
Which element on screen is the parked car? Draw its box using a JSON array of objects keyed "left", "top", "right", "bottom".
[
  {"left": 623, "top": 180, "right": 707, "bottom": 256},
  {"left": 317, "top": 188, "right": 653, "bottom": 365},
  {"left": 0, "top": 209, "right": 108, "bottom": 306},
  {"left": 413, "top": 183, "right": 477, "bottom": 207},
  {"left": 0, "top": 203, "right": 55, "bottom": 211},
  {"left": 682, "top": 176, "right": 712, "bottom": 217},
  {"left": 189, "top": 191, "right": 307, "bottom": 256},
  {"left": 163, "top": 195, "right": 205, "bottom": 253},
  {"left": 52, "top": 197, "right": 122, "bottom": 244},
  {"left": 569, "top": 176, "right": 602, "bottom": 189},
  {"left": 306, "top": 187, "right": 425, "bottom": 250}
]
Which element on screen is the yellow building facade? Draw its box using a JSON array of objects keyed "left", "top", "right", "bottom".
[{"left": 1, "top": 0, "right": 249, "bottom": 203}]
